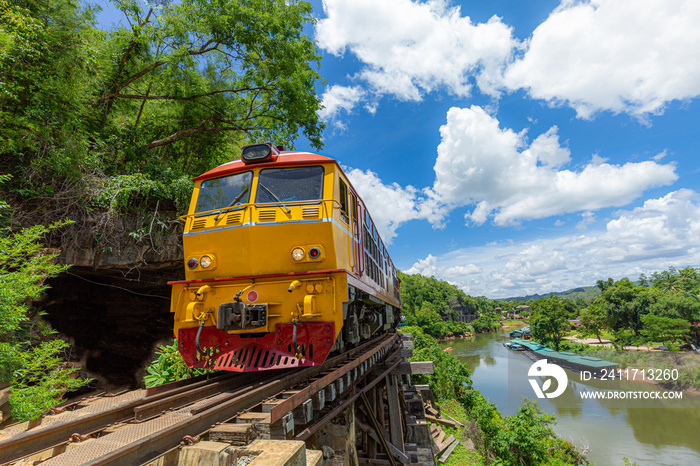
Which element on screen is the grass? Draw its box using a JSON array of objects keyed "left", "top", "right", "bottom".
[
  {"left": 432, "top": 399, "right": 486, "bottom": 466},
  {"left": 500, "top": 319, "right": 528, "bottom": 327},
  {"left": 581, "top": 347, "right": 700, "bottom": 390},
  {"left": 571, "top": 330, "right": 615, "bottom": 341}
]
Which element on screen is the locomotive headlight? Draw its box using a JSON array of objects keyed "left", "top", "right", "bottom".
[
  {"left": 291, "top": 247, "right": 305, "bottom": 261},
  {"left": 200, "top": 255, "right": 213, "bottom": 268},
  {"left": 187, "top": 258, "right": 198, "bottom": 269}
]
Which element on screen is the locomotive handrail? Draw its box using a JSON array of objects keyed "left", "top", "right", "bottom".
[{"left": 179, "top": 198, "right": 343, "bottom": 222}]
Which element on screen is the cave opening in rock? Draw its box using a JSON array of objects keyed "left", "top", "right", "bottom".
[{"left": 42, "top": 266, "right": 183, "bottom": 387}]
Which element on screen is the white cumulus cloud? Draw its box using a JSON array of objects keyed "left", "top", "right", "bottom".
[
  {"left": 501, "top": 0, "right": 700, "bottom": 118},
  {"left": 316, "top": 0, "right": 515, "bottom": 101},
  {"left": 405, "top": 254, "right": 481, "bottom": 278},
  {"left": 433, "top": 106, "right": 678, "bottom": 225},
  {"left": 405, "top": 189, "right": 700, "bottom": 297},
  {"left": 316, "top": 0, "right": 700, "bottom": 118},
  {"left": 317, "top": 85, "right": 365, "bottom": 129}
]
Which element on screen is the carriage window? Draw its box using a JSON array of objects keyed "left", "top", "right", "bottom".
[
  {"left": 350, "top": 194, "right": 357, "bottom": 225},
  {"left": 256, "top": 166, "right": 324, "bottom": 203},
  {"left": 195, "top": 171, "right": 252, "bottom": 213},
  {"left": 339, "top": 179, "right": 349, "bottom": 223}
]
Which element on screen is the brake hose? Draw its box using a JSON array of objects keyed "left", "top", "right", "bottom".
[
  {"left": 293, "top": 321, "right": 301, "bottom": 359},
  {"left": 195, "top": 322, "right": 211, "bottom": 357}
]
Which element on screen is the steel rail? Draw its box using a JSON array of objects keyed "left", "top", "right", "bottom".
[
  {"left": 134, "top": 370, "right": 273, "bottom": 421},
  {"left": 0, "top": 372, "right": 233, "bottom": 464},
  {"left": 79, "top": 335, "right": 398, "bottom": 465}
]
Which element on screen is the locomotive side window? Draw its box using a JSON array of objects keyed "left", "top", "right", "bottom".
[
  {"left": 195, "top": 171, "right": 252, "bottom": 213},
  {"left": 255, "top": 166, "right": 324, "bottom": 203},
  {"left": 339, "top": 179, "right": 349, "bottom": 224},
  {"left": 350, "top": 193, "right": 357, "bottom": 226}
]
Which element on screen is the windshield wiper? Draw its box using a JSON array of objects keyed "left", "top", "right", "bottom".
[
  {"left": 214, "top": 187, "right": 249, "bottom": 221},
  {"left": 259, "top": 183, "right": 291, "bottom": 213}
]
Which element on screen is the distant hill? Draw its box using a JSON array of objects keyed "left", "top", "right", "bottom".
[{"left": 500, "top": 285, "right": 600, "bottom": 302}]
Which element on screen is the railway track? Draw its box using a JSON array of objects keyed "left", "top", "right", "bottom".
[{"left": 0, "top": 333, "right": 401, "bottom": 465}]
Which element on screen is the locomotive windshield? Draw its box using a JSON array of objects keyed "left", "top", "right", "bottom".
[
  {"left": 195, "top": 171, "right": 252, "bottom": 213},
  {"left": 255, "top": 166, "right": 324, "bottom": 203}
]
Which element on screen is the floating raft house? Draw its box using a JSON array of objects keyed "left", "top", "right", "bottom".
[
  {"left": 509, "top": 338, "right": 618, "bottom": 375},
  {"left": 509, "top": 326, "right": 531, "bottom": 338}
]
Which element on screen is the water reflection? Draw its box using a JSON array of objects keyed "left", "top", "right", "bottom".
[{"left": 442, "top": 331, "right": 700, "bottom": 466}]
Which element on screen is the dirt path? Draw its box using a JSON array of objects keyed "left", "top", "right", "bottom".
[{"left": 563, "top": 335, "right": 657, "bottom": 351}]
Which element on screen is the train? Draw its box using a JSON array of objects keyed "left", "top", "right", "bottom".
[{"left": 169, "top": 143, "right": 401, "bottom": 372}]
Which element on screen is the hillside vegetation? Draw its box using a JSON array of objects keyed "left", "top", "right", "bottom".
[
  {"left": 398, "top": 271, "right": 500, "bottom": 338},
  {"left": 503, "top": 285, "right": 601, "bottom": 302}
]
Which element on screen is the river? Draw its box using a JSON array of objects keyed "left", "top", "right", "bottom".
[{"left": 439, "top": 330, "right": 700, "bottom": 466}]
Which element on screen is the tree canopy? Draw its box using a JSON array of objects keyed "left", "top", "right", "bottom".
[
  {"left": 1, "top": 0, "right": 324, "bottom": 219},
  {"left": 530, "top": 295, "right": 569, "bottom": 350}
]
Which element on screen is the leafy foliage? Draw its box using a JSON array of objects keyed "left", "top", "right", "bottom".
[
  {"left": 466, "top": 393, "right": 586, "bottom": 466},
  {"left": 530, "top": 296, "right": 570, "bottom": 350},
  {"left": 470, "top": 313, "right": 500, "bottom": 333},
  {"left": 581, "top": 268, "right": 700, "bottom": 347},
  {"left": 0, "top": 214, "right": 89, "bottom": 420},
  {"left": 399, "top": 271, "right": 493, "bottom": 316},
  {"left": 1, "top": 0, "right": 324, "bottom": 220},
  {"left": 578, "top": 302, "right": 608, "bottom": 343},
  {"left": 399, "top": 271, "right": 494, "bottom": 339},
  {"left": 144, "top": 339, "right": 215, "bottom": 388},
  {"left": 401, "top": 326, "right": 472, "bottom": 401}
]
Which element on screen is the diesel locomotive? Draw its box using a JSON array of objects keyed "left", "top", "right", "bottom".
[{"left": 169, "top": 143, "right": 401, "bottom": 372}]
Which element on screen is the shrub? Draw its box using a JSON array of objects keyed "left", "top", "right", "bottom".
[
  {"left": 465, "top": 392, "right": 586, "bottom": 466},
  {"left": 401, "top": 326, "right": 472, "bottom": 402},
  {"left": 0, "top": 216, "right": 90, "bottom": 421},
  {"left": 144, "top": 340, "right": 216, "bottom": 387}
]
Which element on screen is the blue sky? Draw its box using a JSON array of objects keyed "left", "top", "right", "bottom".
[{"left": 96, "top": 1, "right": 700, "bottom": 298}]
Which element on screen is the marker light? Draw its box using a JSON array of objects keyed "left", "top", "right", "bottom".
[
  {"left": 309, "top": 247, "right": 321, "bottom": 259},
  {"left": 187, "top": 258, "right": 198, "bottom": 269},
  {"left": 291, "top": 247, "right": 305, "bottom": 261},
  {"left": 200, "top": 255, "right": 212, "bottom": 268}
]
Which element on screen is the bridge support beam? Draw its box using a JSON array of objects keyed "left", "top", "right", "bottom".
[
  {"left": 386, "top": 374, "right": 404, "bottom": 455},
  {"left": 311, "top": 402, "right": 357, "bottom": 465}
]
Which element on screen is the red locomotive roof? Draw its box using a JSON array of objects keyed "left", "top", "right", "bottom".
[{"left": 193, "top": 151, "right": 337, "bottom": 181}]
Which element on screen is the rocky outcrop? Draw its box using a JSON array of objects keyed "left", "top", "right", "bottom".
[{"left": 41, "top": 212, "right": 187, "bottom": 387}]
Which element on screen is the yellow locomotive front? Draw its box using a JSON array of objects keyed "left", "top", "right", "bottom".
[{"left": 170, "top": 143, "right": 399, "bottom": 372}]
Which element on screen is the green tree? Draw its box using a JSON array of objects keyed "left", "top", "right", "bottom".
[
  {"left": 402, "top": 326, "right": 472, "bottom": 402},
  {"left": 640, "top": 314, "right": 690, "bottom": 347},
  {"left": 579, "top": 302, "right": 609, "bottom": 343},
  {"left": 414, "top": 302, "right": 448, "bottom": 339},
  {"left": 1, "top": 0, "right": 325, "bottom": 222},
  {"left": 600, "top": 278, "right": 650, "bottom": 335},
  {"left": 530, "top": 296, "right": 569, "bottom": 350}
]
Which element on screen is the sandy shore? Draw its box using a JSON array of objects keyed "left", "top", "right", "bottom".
[{"left": 563, "top": 335, "right": 658, "bottom": 351}]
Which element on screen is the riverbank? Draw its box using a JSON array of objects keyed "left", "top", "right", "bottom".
[
  {"left": 500, "top": 319, "right": 528, "bottom": 329},
  {"left": 436, "top": 332, "right": 474, "bottom": 342},
  {"left": 564, "top": 335, "right": 657, "bottom": 351},
  {"left": 404, "top": 326, "right": 588, "bottom": 466},
  {"left": 578, "top": 347, "right": 700, "bottom": 393},
  {"left": 442, "top": 329, "right": 700, "bottom": 466},
  {"left": 557, "top": 336, "right": 700, "bottom": 392}
]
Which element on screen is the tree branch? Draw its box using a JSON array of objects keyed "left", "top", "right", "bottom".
[
  {"left": 145, "top": 119, "right": 258, "bottom": 148},
  {"left": 115, "top": 87, "right": 270, "bottom": 101}
]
